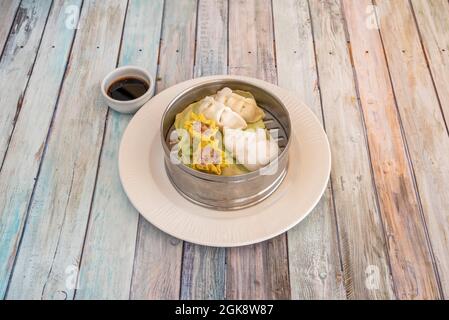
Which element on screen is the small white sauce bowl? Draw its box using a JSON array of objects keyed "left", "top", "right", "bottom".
[{"left": 101, "top": 66, "right": 155, "bottom": 114}]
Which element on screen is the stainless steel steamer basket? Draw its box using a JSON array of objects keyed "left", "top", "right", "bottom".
[{"left": 161, "top": 80, "right": 292, "bottom": 211}]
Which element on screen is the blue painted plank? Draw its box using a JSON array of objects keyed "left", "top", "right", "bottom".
[
  {"left": 6, "top": 0, "right": 128, "bottom": 300},
  {"left": 75, "top": 0, "right": 164, "bottom": 300},
  {"left": 0, "top": 0, "right": 75, "bottom": 299},
  {"left": 180, "top": 0, "right": 227, "bottom": 300},
  {"left": 129, "top": 0, "right": 198, "bottom": 299},
  {"left": 0, "top": 0, "right": 53, "bottom": 166},
  {"left": 0, "top": 0, "right": 21, "bottom": 56}
]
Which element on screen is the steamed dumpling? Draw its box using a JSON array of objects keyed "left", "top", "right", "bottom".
[
  {"left": 215, "top": 88, "right": 265, "bottom": 123},
  {"left": 224, "top": 128, "right": 279, "bottom": 172},
  {"left": 198, "top": 97, "right": 247, "bottom": 130}
]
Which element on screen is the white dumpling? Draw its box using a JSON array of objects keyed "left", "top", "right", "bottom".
[
  {"left": 224, "top": 128, "right": 279, "bottom": 172},
  {"left": 198, "top": 97, "right": 222, "bottom": 123},
  {"left": 198, "top": 97, "right": 247, "bottom": 130},
  {"left": 216, "top": 88, "right": 265, "bottom": 123}
]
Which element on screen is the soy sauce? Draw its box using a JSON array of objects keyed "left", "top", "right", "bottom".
[{"left": 107, "top": 77, "right": 149, "bottom": 101}]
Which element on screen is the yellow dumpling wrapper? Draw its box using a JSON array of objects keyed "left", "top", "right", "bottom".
[
  {"left": 184, "top": 113, "right": 219, "bottom": 143},
  {"left": 182, "top": 113, "right": 227, "bottom": 175},
  {"left": 191, "top": 144, "right": 227, "bottom": 175}
]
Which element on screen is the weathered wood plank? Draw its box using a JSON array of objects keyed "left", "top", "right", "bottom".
[
  {"left": 75, "top": 0, "right": 164, "bottom": 300},
  {"left": 180, "top": 0, "right": 227, "bottom": 301},
  {"left": 6, "top": 0, "right": 128, "bottom": 300},
  {"left": 0, "top": 0, "right": 21, "bottom": 55},
  {"left": 411, "top": 0, "right": 449, "bottom": 130},
  {"left": 272, "top": 0, "right": 345, "bottom": 300},
  {"left": 130, "top": 0, "right": 198, "bottom": 300},
  {"left": 193, "top": 0, "right": 228, "bottom": 77},
  {"left": 0, "top": 0, "right": 81, "bottom": 299},
  {"left": 228, "top": 0, "right": 276, "bottom": 83},
  {"left": 342, "top": 0, "right": 440, "bottom": 300},
  {"left": 376, "top": 0, "right": 449, "bottom": 297},
  {"left": 0, "top": 0, "right": 53, "bottom": 166},
  {"left": 226, "top": 0, "right": 290, "bottom": 300},
  {"left": 308, "top": 0, "right": 395, "bottom": 299},
  {"left": 181, "top": 243, "right": 226, "bottom": 300}
]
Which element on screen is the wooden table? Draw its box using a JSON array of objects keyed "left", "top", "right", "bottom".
[{"left": 1, "top": 0, "right": 448, "bottom": 300}]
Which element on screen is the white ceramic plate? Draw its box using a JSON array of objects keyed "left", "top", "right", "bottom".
[{"left": 119, "top": 75, "right": 331, "bottom": 247}]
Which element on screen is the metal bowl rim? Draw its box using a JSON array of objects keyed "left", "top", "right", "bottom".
[{"left": 160, "top": 78, "right": 292, "bottom": 182}]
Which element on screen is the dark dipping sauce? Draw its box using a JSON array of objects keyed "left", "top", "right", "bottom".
[{"left": 107, "top": 77, "right": 149, "bottom": 101}]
